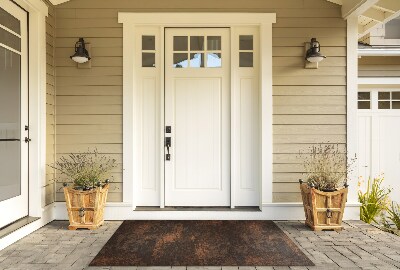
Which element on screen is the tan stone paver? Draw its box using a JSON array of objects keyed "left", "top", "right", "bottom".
[{"left": 0, "top": 220, "right": 399, "bottom": 270}]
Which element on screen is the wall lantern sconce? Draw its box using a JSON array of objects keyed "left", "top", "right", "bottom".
[
  {"left": 70, "top": 38, "right": 91, "bottom": 64},
  {"left": 305, "top": 38, "right": 326, "bottom": 69}
]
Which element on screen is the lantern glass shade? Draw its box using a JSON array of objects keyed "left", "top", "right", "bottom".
[
  {"left": 305, "top": 38, "right": 326, "bottom": 63},
  {"left": 70, "top": 38, "right": 90, "bottom": 63}
]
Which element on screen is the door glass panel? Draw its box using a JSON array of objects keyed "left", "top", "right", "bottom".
[
  {"left": 0, "top": 7, "right": 20, "bottom": 34},
  {"left": 358, "top": 101, "right": 370, "bottom": 109},
  {"left": 142, "top": 52, "right": 155, "bottom": 67},
  {"left": 207, "top": 36, "right": 221, "bottom": 50},
  {"left": 190, "top": 36, "right": 204, "bottom": 51},
  {"left": 239, "top": 35, "right": 253, "bottom": 50},
  {"left": 378, "top": 101, "right": 390, "bottom": 109},
  {"left": 0, "top": 46, "right": 21, "bottom": 202},
  {"left": 358, "top": 92, "right": 370, "bottom": 100},
  {"left": 173, "top": 53, "right": 188, "bottom": 68},
  {"left": 378, "top": 92, "right": 390, "bottom": 100},
  {"left": 239, "top": 52, "right": 253, "bottom": 67},
  {"left": 207, "top": 53, "right": 221, "bottom": 68},
  {"left": 142, "top": 35, "right": 155, "bottom": 50},
  {"left": 173, "top": 36, "right": 188, "bottom": 51},
  {"left": 392, "top": 92, "right": 400, "bottom": 100},
  {"left": 392, "top": 101, "right": 400, "bottom": 109},
  {"left": 0, "top": 27, "right": 21, "bottom": 51},
  {"left": 189, "top": 53, "right": 204, "bottom": 68}
]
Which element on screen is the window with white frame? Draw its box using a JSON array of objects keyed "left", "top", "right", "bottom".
[
  {"left": 358, "top": 90, "right": 400, "bottom": 110},
  {"left": 358, "top": 91, "right": 371, "bottom": 109}
]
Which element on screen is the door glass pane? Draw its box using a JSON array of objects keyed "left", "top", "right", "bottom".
[
  {"left": 392, "top": 92, "right": 400, "bottom": 100},
  {"left": 207, "top": 53, "right": 221, "bottom": 68},
  {"left": 392, "top": 101, "right": 400, "bottom": 109},
  {"left": 378, "top": 101, "right": 390, "bottom": 109},
  {"left": 378, "top": 92, "right": 390, "bottom": 100},
  {"left": 239, "top": 35, "right": 253, "bottom": 50},
  {"left": 190, "top": 36, "right": 204, "bottom": 51},
  {"left": 142, "top": 53, "right": 155, "bottom": 67},
  {"left": 0, "top": 7, "right": 20, "bottom": 34},
  {"left": 239, "top": 52, "right": 253, "bottom": 67},
  {"left": 173, "top": 53, "right": 188, "bottom": 68},
  {"left": 0, "top": 27, "right": 21, "bottom": 51},
  {"left": 358, "top": 92, "right": 370, "bottom": 100},
  {"left": 207, "top": 36, "right": 221, "bottom": 50},
  {"left": 189, "top": 53, "right": 204, "bottom": 68},
  {"left": 173, "top": 36, "right": 188, "bottom": 51},
  {"left": 358, "top": 101, "right": 370, "bottom": 109},
  {"left": 0, "top": 47, "right": 21, "bottom": 202},
  {"left": 142, "top": 35, "right": 155, "bottom": 50}
]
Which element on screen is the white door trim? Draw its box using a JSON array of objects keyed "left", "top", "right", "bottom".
[
  {"left": 12, "top": 0, "right": 48, "bottom": 217},
  {"left": 119, "top": 13, "right": 276, "bottom": 210}
]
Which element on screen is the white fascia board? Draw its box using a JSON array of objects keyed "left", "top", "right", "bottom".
[
  {"left": 358, "top": 48, "right": 400, "bottom": 56},
  {"left": 358, "top": 77, "right": 400, "bottom": 85}
]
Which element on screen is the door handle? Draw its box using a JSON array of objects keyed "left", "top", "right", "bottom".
[
  {"left": 165, "top": 137, "right": 171, "bottom": 161},
  {"left": 24, "top": 137, "right": 31, "bottom": 143},
  {"left": 0, "top": 139, "right": 20, "bottom": 142}
]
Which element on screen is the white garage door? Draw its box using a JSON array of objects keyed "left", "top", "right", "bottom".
[{"left": 358, "top": 89, "right": 400, "bottom": 202}]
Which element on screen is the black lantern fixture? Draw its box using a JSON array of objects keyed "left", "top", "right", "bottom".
[
  {"left": 305, "top": 38, "right": 326, "bottom": 63},
  {"left": 70, "top": 38, "right": 91, "bottom": 64}
]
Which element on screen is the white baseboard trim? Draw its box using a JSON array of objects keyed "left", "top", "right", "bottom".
[
  {"left": 54, "top": 202, "right": 361, "bottom": 220},
  {"left": 0, "top": 203, "right": 54, "bottom": 251}
]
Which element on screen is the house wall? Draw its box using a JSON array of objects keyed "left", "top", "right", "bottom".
[
  {"left": 45, "top": 0, "right": 56, "bottom": 207},
  {"left": 54, "top": 0, "right": 347, "bottom": 203},
  {"left": 359, "top": 56, "right": 400, "bottom": 77}
]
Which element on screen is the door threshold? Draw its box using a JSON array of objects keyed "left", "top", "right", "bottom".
[
  {"left": 0, "top": 216, "right": 40, "bottom": 240},
  {"left": 135, "top": 206, "right": 261, "bottom": 212}
]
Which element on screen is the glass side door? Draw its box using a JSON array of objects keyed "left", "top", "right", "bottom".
[{"left": 0, "top": 0, "right": 29, "bottom": 229}]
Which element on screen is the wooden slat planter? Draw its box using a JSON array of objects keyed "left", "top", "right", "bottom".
[
  {"left": 63, "top": 184, "right": 109, "bottom": 230},
  {"left": 300, "top": 183, "right": 348, "bottom": 231}
]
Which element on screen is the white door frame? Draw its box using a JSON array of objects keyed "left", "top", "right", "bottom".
[
  {"left": 11, "top": 0, "right": 48, "bottom": 218},
  {"left": 0, "top": 0, "right": 29, "bottom": 228},
  {"left": 119, "top": 13, "right": 276, "bottom": 210}
]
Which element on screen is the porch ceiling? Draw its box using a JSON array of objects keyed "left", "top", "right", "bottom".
[{"left": 326, "top": 0, "right": 400, "bottom": 39}]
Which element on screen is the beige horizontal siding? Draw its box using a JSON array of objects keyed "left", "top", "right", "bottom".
[
  {"left": 55, "top": 0, "right": 346, "bottom": 203},
  {"left": 359, "top": 56, "right": 400, "bottom": 77}
]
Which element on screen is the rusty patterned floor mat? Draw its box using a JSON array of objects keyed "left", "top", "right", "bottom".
[{"left": 90, "top": 220, "right": 314, "bottom": 266}]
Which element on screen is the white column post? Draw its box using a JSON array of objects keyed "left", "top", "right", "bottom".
[{"left": 347, "top": 16, "right": 360, "bottom": 205}]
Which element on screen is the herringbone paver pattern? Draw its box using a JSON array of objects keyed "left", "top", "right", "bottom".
[{"left": 0, "top": 220, "right": 399, "bottom": 270}]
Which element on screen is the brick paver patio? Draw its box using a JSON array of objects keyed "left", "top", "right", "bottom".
[{"left": 0, "top": 220, "right": 399, "bottom": 270}]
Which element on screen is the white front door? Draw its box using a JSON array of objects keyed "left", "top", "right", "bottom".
[
  {"left": 358, "top": 90, "right": 400, "bottom": 202},
  {"left": 0, "top": 0, "right": 29, "bottom": 228},
  {"left": 164, "top": 28, "right": 231, "bottom": 206}
]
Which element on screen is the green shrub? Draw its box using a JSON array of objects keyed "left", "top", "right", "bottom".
[
  {"left": 383, "top": 201, "right": 400, "bottom": 230},
  {"left": 358, "top": 176, "right": 391, "bottom": 224}
]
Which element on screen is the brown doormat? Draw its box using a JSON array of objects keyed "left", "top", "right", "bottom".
[{"left": 90, "top": 220, "right": 314, "bottom": 266}]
